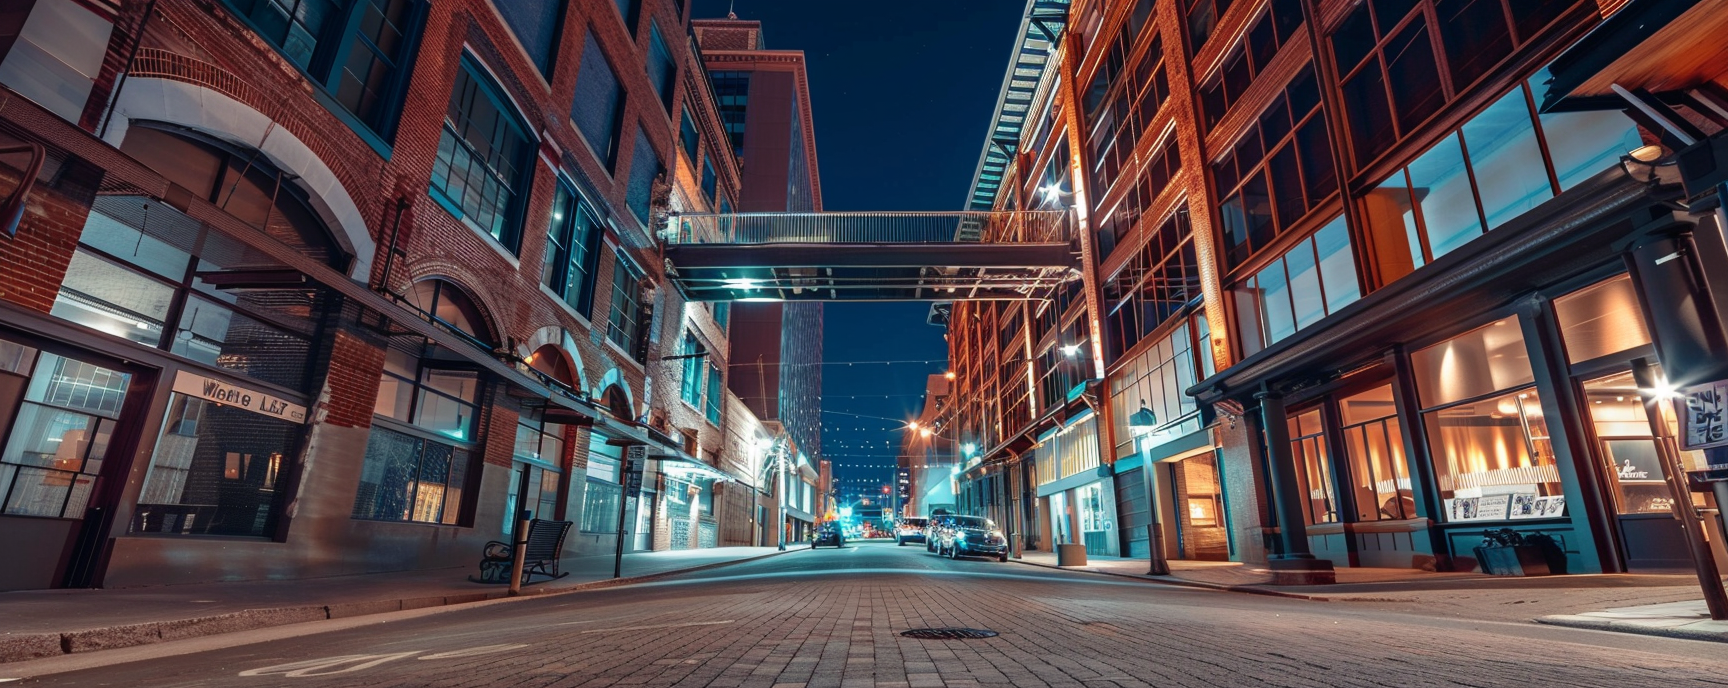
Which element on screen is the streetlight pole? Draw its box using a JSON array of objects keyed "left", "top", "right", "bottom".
[{"left": 777, "top": 444, "right": 788, "bottom": 551}]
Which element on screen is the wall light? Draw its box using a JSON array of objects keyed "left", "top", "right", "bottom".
[{"left": 1061, "top": 343, "right": 1081, "bottom": 357}]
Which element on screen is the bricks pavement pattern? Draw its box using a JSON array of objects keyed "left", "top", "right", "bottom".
[{"left": 22, "top": 543, "right": 1728, "bottom": 687}]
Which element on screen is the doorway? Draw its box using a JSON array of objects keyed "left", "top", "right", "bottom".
[{"left": 1581, "top": 370, "right": 1697, "bottom": 572}]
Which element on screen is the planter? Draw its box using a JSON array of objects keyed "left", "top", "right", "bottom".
[
  {"left": 1056, "top": 543, "right": 1088, "bottom": 567},
  {"left": 1474, "top": 544, "right": 1553, "bottom": 576}
]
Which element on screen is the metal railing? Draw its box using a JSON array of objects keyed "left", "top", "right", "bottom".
[{"left": 667, "top": 210, "right": 1071, "bottom": 246}]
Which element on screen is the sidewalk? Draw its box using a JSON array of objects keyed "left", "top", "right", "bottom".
[
  {"left": 0, "top": 546, "right": 792, "bottom": 664},
  {"left": 1540, "top": 599, "right": 1728, "bottom": 642},
  {"left": 1009, "top": 550, "right": 1711, "bottom": 624}
]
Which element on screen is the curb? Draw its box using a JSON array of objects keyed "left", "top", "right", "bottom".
[
  {"left": 0, "top": 548, "right": 795, "bottom": 664},
  {"left": 1004, "top": 558, "right": 1324, "bottom": 600},
  {"left": 1534, "top": 615, "right": 1728, "bottom": 643}
]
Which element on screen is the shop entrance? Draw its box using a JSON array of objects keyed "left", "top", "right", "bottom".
[
  {"left": 0, "top": 337, "right": 152, "bottom": 590},
  {"left": 1580, "top": 369, "right": 1699, "bottom": 572},
  {"left": 1170, "top": 455, "right": 1229, "bottom": 560}
]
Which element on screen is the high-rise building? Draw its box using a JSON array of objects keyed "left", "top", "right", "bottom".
[{"left": 693, "top": 13, "right": 826, "bottom": 485}]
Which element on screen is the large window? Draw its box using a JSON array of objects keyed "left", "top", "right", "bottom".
[
  {"left": 225, "top": 0, "right": 421, "bottom": 141},
  {"left": 711, "top": 71, "right": 751, "bottom": 152},
  {"left": 1215, "top": 66, "right": 1335, "bottom": 269},
  {"left": 704, "top": 362, "right": 723, "bottom": 426},
  {"left": 1098, "top": 134, "right": 1181, "bottom": 244},
  {"left": 1108, "top": 318, "right": 1204, "bottom": 459},
  {"left": 626, "top": 128, "right": 662, "bottom": 226},
  {"left": 507, "top": 411, "right": 565, "bottom": 528},
  {"left": 580, "top": 437, "right": 623, "bottom": 533},
  {"left": 647, "top": 22, "right": 677, "bottom": 113},
  {"left": 135, "top": 393, "right": 301, "bottom": 537},
  {"left": 679, "top": 332, "right": 706, "bottom": 407},
  {"left": 1102, "top": 209, "right": 1201, "bottom": 360},
  {"left": 351, "top": 425, "right": 471, "bottom": 524},
  {"left": 1554, "top": 274, "right": 1650, "bottom": 365},
  {"left": 356, "top": 279, "right": 489, "bottom": 525},
  {"left": 1339, "top": 384, "right": 1413, "bottom": 521},
  {"left": 1288, "top": 408, "right": 1338, "bottom": 525},
  {"left": 1083, "top": 19, "right": 1169, "bottom": 206},
  {"left": 1234, "top": 216, "right": 1360, "bottom": 356},
  {"left": 432, "top": 57, "right": 533, "bottom": 251},
  {"left": 0, "top": 344, "right": 130, "bottom": 519},
  {"left": 573, "top": 31, "right": 625, "bottom": 168},
  {"left": 56, "top": 126, "right": 334, "bottom": 392},
  {"left": 1358, "top": 78, "right": 1642, "bottom": 283},
  {"left": 679, "top": 109, "right": 700, "bottom": 163},
  {"left": 1412, "top": 317, "right": 1561, "bottom": 522},
  {"left": 1330, "top": 0, "right": 1578, "bottom": 168},
  {"left": 492, "top": 0, "right": 563, "bottom": 76},
  {"left": 1197, "top": 0, "right": 1304, "bottom": 132},
  {"left": 606, "top": 253, "right": 644, "bottom": 357},
  {"left": 540, "top": 182, "right": 602, "bottom": 316}
]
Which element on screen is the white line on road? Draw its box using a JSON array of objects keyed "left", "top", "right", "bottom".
[{"left": 578, "top": 620, "right": 735, "bottom": 634}]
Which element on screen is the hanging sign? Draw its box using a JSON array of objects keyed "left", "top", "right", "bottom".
[
  {"left": 173, "top": 371, "right": 307, "bottom": 423},
  {"left": 1679, "top": 380, "right": 1728, "bottom": 451},
  {"left": 623, "top": 445, "right": 646, "bottom": 493}
]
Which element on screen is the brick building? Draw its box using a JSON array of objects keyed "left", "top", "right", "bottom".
[
  {"left": 691, "top": 12, "right": 827, "bottom": 543},
  {"left": 0, "top": 0, "right": 777, "bottom": 591},
  {"left": 950, "top": 0, "right": 1728, "bottom": 584}
]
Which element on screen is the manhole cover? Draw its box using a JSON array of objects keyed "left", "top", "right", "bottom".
[{"left": 899, "top": 628, "right": 999, "bottom": 640}]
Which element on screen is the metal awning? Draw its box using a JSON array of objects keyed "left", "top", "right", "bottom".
[{"left": 649, "top": 453, "right": 739, "bottom": 483}]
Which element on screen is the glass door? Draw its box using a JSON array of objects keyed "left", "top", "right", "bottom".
[{"left": 1582, "top": 370, "right": 1694, "bottom": 571}]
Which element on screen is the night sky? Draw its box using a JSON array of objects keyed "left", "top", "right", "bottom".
[{"left": 690, "top": 0, "right": 1024, "bottom": 501}]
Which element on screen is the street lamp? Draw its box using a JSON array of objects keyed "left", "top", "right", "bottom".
[{"left": 1127, "top": 400, "right": 1169, "bottom": 576}]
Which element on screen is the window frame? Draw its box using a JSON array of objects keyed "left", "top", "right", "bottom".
[
  {"left": 430, "top": 54, "right": 537, "bottom": 253},
  {"left": 540, "top": 180, "right": 604, "bottom": 317}
]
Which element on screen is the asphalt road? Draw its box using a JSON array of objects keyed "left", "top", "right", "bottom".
[{"left": 10, "top": 541, "right": 1728, "bottom": 687}]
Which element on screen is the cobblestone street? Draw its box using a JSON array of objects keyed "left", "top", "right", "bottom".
[{"left": 14, "top": 542, "right": 1728, "bottom": 687}]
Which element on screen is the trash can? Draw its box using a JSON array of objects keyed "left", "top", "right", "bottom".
[{"left": 1056, "top": 543, "right": 1088, "bottom": 566}]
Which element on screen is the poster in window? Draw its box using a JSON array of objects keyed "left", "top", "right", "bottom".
[
  {"left": 1680, "top": 380, "right": 1728, "bottom": 451},
  {"left": 1477, "top": 494, "right": 1511, "bottom": 521},
  {"left": 1508, "top": 493, "right": 1540, "bottom": 519}
]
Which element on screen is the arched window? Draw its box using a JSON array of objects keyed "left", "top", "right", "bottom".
[
  {"left": 50, "top": 124, "right": 341, "bottom": 392},
  {"left": 406, "top": 279, "right": 493, "bottom": 347},
  {"left": 355, "top": 278, "right": 489, "bottom": 526},
  {"left": 527, "top": 344, "right": 576, "bottom": 389}
]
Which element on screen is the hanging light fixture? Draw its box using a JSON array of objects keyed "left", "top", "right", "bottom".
[{"left": 1127, "top": 400, "right": 1157, "bottom": 432}]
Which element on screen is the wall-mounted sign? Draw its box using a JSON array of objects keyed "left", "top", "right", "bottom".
[
  {"left": 173, "top": 371, "right": 308, "bottom": 423},
  {"left": 1680, "top": 380, "right": 1728, "bottom": 451}
]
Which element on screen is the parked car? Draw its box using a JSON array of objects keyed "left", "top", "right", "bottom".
[
  {"left": 895, "top": 517, "right": 929, "bottom": 546},
  {"left": 813, "top": 527, "right": 845, "bottom": 549},
  {"left": 933, "top": 515, "right": 1008, "bottom": 561}
]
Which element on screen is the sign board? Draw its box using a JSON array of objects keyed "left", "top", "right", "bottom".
[
  {"left": 623, "top": 445, "right": 646, "bottom": 493},
  {"left": 173, "top": 371, "right": 307, "bottom": 423},
  {"left": 1679, "top": 380, "right": 1728, "bottom": 451}
]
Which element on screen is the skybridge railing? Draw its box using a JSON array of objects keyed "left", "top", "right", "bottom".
[{"left": 666, "top": 210, "right": 1072, "bottom": 246}]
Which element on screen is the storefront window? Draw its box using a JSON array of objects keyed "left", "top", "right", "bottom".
[
  {"left": 1339, "top": 385, "right": 1414, "bottom": 520},
  {"left": 350, "top": 425, "right": 471, "bottom": 525},
  {"left": 1416, "top": 317, "right": 1559, "bottom": 521},
  {"left": 506, "top": 413, "right": 565, "bottom": 531},
  {"left": 1410, "top": 316, "right": 1534, "bottom": 408},
  {"left": 1554, "top": 274, "right": 1651, "bottom": 364},
  {"left": 0, "top": 348, "right": 131, "bottom": 519},
  {"left": 134, "top": 393, "right": 301, "bottom": 537},
  {"left": 1583, "top": 370, "right": 1705, "bottom": 514},
  {"left": 581, "top": 437, "right": 623, "bottom": 533},
  {"left": 1288, "top": 408, "right": 1338, "bottom": 524}
]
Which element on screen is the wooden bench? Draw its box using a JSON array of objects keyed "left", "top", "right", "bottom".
[{"left": 470, "top": 519, "right": 572, "bottom": 585}]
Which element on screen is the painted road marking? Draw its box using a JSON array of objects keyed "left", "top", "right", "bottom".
[
  {"left": 239, "top": 644, "right": 530, "bottom": 677},
  {"left": 578, "top": 620, "right": 735, "bottom": 634},
  {"left": 418, "top": 644, "right": 529, "bottom": 660}
]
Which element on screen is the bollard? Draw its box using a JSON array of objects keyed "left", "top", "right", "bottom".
[
  {"left": 1147, "top": 523, "right": 1170, "bottom": 575},
  {"left": 508, "top": 510, "right": 531, "bottom": 596}
]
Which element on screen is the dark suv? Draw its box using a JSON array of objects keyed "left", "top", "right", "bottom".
[{"left": 933, "top": 515, "right": 1008, "bottom": 561}]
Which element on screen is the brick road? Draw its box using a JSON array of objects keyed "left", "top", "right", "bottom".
[{"left": 14, "top": 542, "right": 1728, "bottom": 687}]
